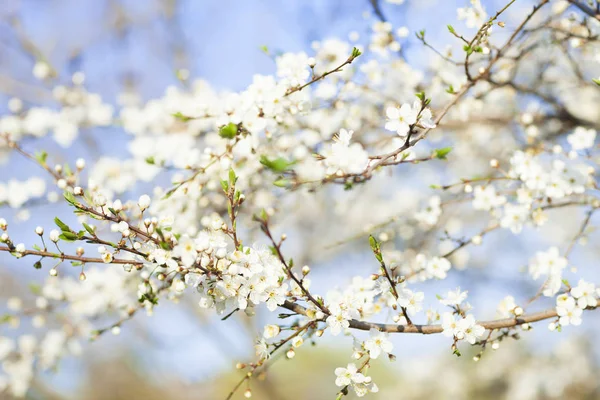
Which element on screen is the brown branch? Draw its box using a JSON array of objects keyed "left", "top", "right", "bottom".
[
  {"left": 0, "top": 245, "right": 142, "bottom": 265},
  {"left": 567, "top": 0, "right": 600, "bottom": 20},
  {"left": 284, "top": 51, "right": 360, "bottom": 97},
  {"left": 281, "top": 300, "right": 597, "bottom": 334}
]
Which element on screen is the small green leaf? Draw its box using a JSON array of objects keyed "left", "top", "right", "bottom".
[
  {"left": 273, "top": 178, "right": 290, "bottom": 188},
  {"left": 82, "top": 223, "right": 95, "bottom": 236},
  {"left": 145, "top": 156, "right": 155, "bottom": 165},
  {"left": 219, "top": 123, "right": 238, "bottom": 139},
  {"left": 446, "top": 85, "right": 455, "bottom": 94},
  {"left": 260, "top": 155, "right": 294, "bottom": 173},
  {"left": 63, "top": 191, "right": 77, "bottom": 205},
  {"left": 35, "top": 151, "right": 48, "bottom": 164},
  {"left": 59, "top": 232, "right": 78, "bottom": 242},
  {"left": 433, "top": 147, "right": 453, "bottom": 160},
  {"left": 172, "top": 112, "right": 194, "bottom": 122},
  {"left": 54, "top": 217, "right": 70, "bottom": 232},
  {"left": 447, "top": 25, "right": 455, "bottom": 34},
  {"left": 228, "top": 168, "right": 237, "bottom": 186},
  {"left": 351, "top": 47, "right": 362, "bottom": 58},
  {"left": 593, "top": 78, "right": 600, "bottom": 86},
  {"left": 220, "top": 179, "right": 229, "bottom": 193}
]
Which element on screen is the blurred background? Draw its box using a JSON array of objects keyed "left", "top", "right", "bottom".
[{"left": 0, "top": 0, "right": 599, "bottom": 399}]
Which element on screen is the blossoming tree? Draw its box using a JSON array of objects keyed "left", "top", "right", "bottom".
[{"left": 0, "top": 0, "right": 599, "bottom": 398}]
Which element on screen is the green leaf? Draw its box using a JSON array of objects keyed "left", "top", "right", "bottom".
[
  {"left": 54, "top": 217, "right": 70, "bottom": 232},
  {"left": 228, "top": 168, "right": 237, "bottom": 186},
  {"left": 351, "top": 47, "right": 362, "bottom": 58},
  {"left": 145, "top": 156, "right": 155, "bottom": 165},
  {"left": 63, "top": 191, "right": 77, "bottom": 205},
  {"left": 172, "top": 112, "right": 194, "bottom": 122},
  {"left": 59, "top": 232, "right": 79, "bottom": 242},
  {"left": 447, "top": 25, "right": 455, "bottom": 34},
  {"left": 219, "top": 122, "right": 238, "bottom": 139},
  {"left": 260, "top": 155, "right": 293, "bottom": 173},
  {"left": 446, "top": 85, "right": 455, "bottom": 94},
  {"left": 220, "top": 179, "right": 229, "bottom": 193},
  {"left": 273, "top": 178, "right": 290, "bottom": 188},
  {"left": 83, "top": 223, "right": 95, "bottom": 236},
  {"left": 415, "top": 92, "right": 425, "bottom": 101},
  {"left": 259, "top": 45, "right": 269, "bottom": 54},
  {"left": 433, "top": 147, "right": 453, "bottom": 160},
  {"left": 32, "top": 244, "right": 42, "bottom": 251},
  {"left": 593, "top": 78, "right": 600, "bottom": 86},
  {"left": 35, "top": 151, "right": 48, "bottom": 164},
  {"left": 369, "top": 235, "right": 383, "bottom": 263}
]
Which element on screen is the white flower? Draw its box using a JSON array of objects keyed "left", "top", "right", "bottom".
[
  {"left": 556, "top": 296, "right": 583, "bottom": 326},
  {"left": 397, "top": 288, "right": 424, "bottom": 315},
  {"left": 0, "top": 337, "right": 15, "bottom": 360},
  {"left": 385, "top": 103, "right": 418, "bottom": 136},
  {"left": 458, "top": 314, "right": 485, "bottom": 344},
  {"left": 255, "top": 339, "right": 269, "bottom": 360},
  {"left": 472, "top": 186, "right": 506, "bottom": 211},
  {"left": 49, "top": 229, "right": 60, "bottom": 242},
  {"left": 440, "top": 288, "right": 468, "bottom": 306},
  {"left": 571, "top": 279, "right": 598, "bottom": 308},
  {"left": 173, "top": 235, "right": 198, "bottom": 267},
  {"left": 276, "top": 52, "right": 310, "bottom": 87},
  {"left": 441, "top": 312, "right": 464, "bottom": 339},
  {"left": 496, "top": 295, "right": 516, "bottom": 317},
  {"left": 415, "top": 196, "right": 442, "bottom": 226},
  {"left": 334, "top": 363, "right": 367, "bottom": 387},
  {"left": 263, "top": 324, "right": 281, "bottom": 339},
  {"left": 323, "top": 129, "right": 369, "bottom": 175},
  {"left": 567, "top": 127, "right": 596, "bottom": 150},
  {"left": 500, "top": 203, "right": 529, "bottom": 234},
  {"left": 528, "top": 247, "right": 567, "bottom": 297},
  {"left": 363, "top": 329, "right": 393, "bottom": 359},
  {"left": 425, "top": 257, "right": 451, "bottom": 279},
  {"left": 457, "top": 0, "right": 487, "bottom": 29},
  {"left": 15, "top": 243, "right": 25, "bottom": 254},
  {"left": 291, "top": 336, "right": 304, "bottom": 348},
  {"left": 326, "top": 311, "right": 350, "bottom": 336},
  {"left": 101, "top": 252, "right": 113, "bottom": 263},
  {"left": 138, "top": 194, "right": 151, "bottom": 210}
]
